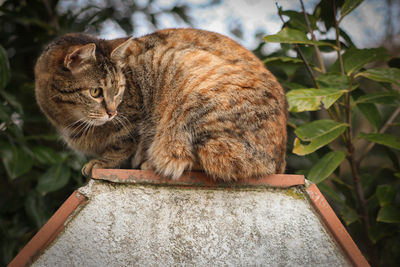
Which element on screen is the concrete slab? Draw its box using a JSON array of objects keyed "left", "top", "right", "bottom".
[{"left": 9, "top": 170, "right": 369, "bottom": 267}]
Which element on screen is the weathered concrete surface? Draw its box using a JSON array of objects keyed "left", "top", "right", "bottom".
[{"left": 33, "top": 180, "right": 350, "bottom": 266}]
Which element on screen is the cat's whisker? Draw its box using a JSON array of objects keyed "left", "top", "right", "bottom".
[
  {"left": 80, "top": 121, "right": 90, "bottom": 137},
  {"left": 80, "top": 121, "right": 91, "bottom": 137},
  {"left": 111, "top": 118, "right": 121, "bottom": 132},
  {"left": 70, "top": 120, "right": 88, "bottom": 137},
  {"left": 64, "top": 118, "right": 87, "bottom": 136},
  {"left": 113, "top": 116, "right": 124, "bottom": 129},
  {"left": 64, "top": 121, "right": 80, "bottom": 132},
  {"left": 83, "top": 119, "right": 97, "bottom": 137},
  {"left": 117, "top": 113, "right": 130, "bottom": 125},
  {"left": 70, "top": 117, "right": 97, "bottom": 138},
  {"left": 115, "top": 114, "right": 134, "bottom": 138}
]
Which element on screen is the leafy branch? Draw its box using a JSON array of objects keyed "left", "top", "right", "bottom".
[
  {"left": 299, "top": 0, "right": 325, "bottom": 73},
  {"left": 358, "top": 106, "right": 400, "bottom": 163},
  {"left": 275, "top": 4, "right": 319, "bottom": 88},
  {"left": 265, "top": 0, "right": 400, "bottom": 265}
]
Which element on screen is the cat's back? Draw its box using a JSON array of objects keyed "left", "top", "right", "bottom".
[
  {"left": 135, "top": 28, "right": 264, "bottom": 68},
  {"left": 130, "top": 28, "right": 285, "bottom": 106}
]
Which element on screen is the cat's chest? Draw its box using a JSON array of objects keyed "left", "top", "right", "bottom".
[{"left": 62, "top": 130, "right": 111, "bottom": 156}]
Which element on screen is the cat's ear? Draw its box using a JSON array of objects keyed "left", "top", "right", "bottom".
[
  {"left": 110, "top": 37, "right": 136, "bottom": 65},
  {"left": 64, "top": 43, "right": 96, "bottom": 71}
]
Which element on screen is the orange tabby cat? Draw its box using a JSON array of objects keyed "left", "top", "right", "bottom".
[{"left": 35, "top": 28, "right": 287, "bottom": 181}]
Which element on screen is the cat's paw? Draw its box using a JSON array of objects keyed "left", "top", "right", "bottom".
[
  {"left": 141, "top": 159, "right": 190, "bottom": 180},
  {"left": 82, "top": 160, "right": 103, "bottom": 177},
  {"left": 153, "top": 156, "right": 192, "bottom": 180},
  {"left": 140, "top": 160, "right": 154, "bottom": 171},
  {"left": 148, "top": 142, "right": 193, "bottom": 180}
]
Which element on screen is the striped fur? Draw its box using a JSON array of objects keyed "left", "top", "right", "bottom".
[{"left": 35, "top": 28, "right": 287, "bottom": 181}]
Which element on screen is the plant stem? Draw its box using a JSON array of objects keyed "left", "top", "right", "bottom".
[
  {"left": 294, "top": 45, "right": 319, "bottom": 88},
  {"left": 299, "top": 0, "right": 326, "bottom": 73},
  {"left": 333, "top": 2, "right": 345, "bottom": 75},
  {"left": 276, "top": 4, "right": 319, "bottom": 89},
  {"left": 329, "top": 3, "right": 345, "bottom": 127},
  {"left": 333, "top": 0, "right": 378, "bottom": 265},
  {"left": 344, "top": 77, "right": 379, "bottom": 266},
  {"left": 42, "top": 0, "right": 60, "bottom": 31}
]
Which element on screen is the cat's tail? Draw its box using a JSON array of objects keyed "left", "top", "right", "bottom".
[{"left": 195, "top": 136, "right": 285, "bottom": 181}]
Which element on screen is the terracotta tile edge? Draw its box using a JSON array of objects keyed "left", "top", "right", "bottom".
[
  {"left": 8, "top": 191, "right": 87, "bottom": 267},
  {"left": 306, "top": 183, "right": 370, "bottom": 267},
  {"left": 92, "top": 169, "right": 305, "bottom": 188}
]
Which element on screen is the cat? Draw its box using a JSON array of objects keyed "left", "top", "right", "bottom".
[{"left": 34, "top": 28, "right": 287, "bottom": 181}]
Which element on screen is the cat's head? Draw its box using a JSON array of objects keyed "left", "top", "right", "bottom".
[{"left": 34, "top": 33, "right": 133, "bottom": 133}]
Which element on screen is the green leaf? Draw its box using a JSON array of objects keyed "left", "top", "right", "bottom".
[
  {"left": 361, "top": 173, "right": 376, "bottom": 196},
  {"left": 377, "top": 205, "right": 400, "bottom": 223},
  {"left": 66, "top": 153, "right": 86, "bottom": 172},
  {"left": 0, "top": 144, "right": 33, "bottom": 180},
  {"left": 340, "top": 0, "right": 364, "bottom": 19},
  {"left": 0, "top": 45, "right": 10, "bottom": 90},
  {"left": 359, "top": 133, "right": 400, "bottom": 150},
  {"left": 376, "top": 185, "right": 396, "bottom": 207},
  {"left": 264, "top": 57, "right": 320, "bottom": 72},
  {"left": 14, "top": 16, "right": 55, "bottom": 32},
  {"left": 263, "top": 56, "right": 305, "bottom": 65},
  {"left": 356, "top": 68, "right": 400, "bottom": 86},
  {"left": 316, "top": 73, "right": 349, "bottom": 89},
  {"left": 339, "top": 27, "right": 355, "bottom": 47},
  {"left": 0, "top": 91, "right": 24, "bottom": 115},
  {"left": 36, "top": 163, "right": 71, "bottom": 194},
  {"left": 287, "top": 88, "right": 347, "bottom": 112},
  {"left": 274, "top": 63, "right": 300, "bottom": 78},
  {"left": 384, "top": 147, "right": 400, "bottom": 170},
  {"left": 331, "top": 47, "right": 390, "bottom": 75},
  {"left": 295, "top": 120, "right": 345, "bottom": 141},
  {"left": 307, "top": 151, "right": 346, "bottom": 183},
  {"left": 25, "top": 135, "right": 59, "bottom": 141},
  {"left": 357, "top": 103, "right": 381, "bottom": 130},
  {"left": 278, "top": 79, "right": 305, "bottom": 90},
  {"left": 355, "top": 91, "right": 400, "bottom": 105},
  {"left": 293, "top": 120, "right": 348, "bottom": 155},
  {"left": 0, "top": 101, "right": 12, "bottom": 122},
  {"left": 368, "top": 223, "right": 395, "bottom": 243},
  {"left": 32, "top": 146, "right": 61, "bottom": 164},
  {"left": 317, "top": 182, "right": 345, "bottom": 204},
  {"left": 288, "top": 112, "right": 310, "bottom": 128},
  {"left": 25, "top": 192, "right": 49, "bottom": 228},
  {"left": 263, "top": 28, "right": 334, "bottom": 47},
  {"left": 281, "top": 10, "right": 317, "bottom": 32},
  {"left": 32, "top": 146, "right": 62, "bottom": 165},
  {"left": 341, "top": 206, "right": 359, "bottom": 226}
]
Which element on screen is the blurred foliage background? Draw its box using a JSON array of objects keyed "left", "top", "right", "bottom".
[{"left": 0, "top": 0, "right": 399, "bottom": 266}]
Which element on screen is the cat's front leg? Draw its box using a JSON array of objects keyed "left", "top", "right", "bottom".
[
  {"left": 82, "top": 159, "right": 105, "bottom": 177},
  {"left": 82, "top": 143, "right": 137, "bottom": 177}
]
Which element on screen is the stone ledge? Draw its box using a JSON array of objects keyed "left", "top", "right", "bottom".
[{"left": 92, "top": 169, "right": 305, "bottom": 188}]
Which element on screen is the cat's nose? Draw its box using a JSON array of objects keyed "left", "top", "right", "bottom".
[{"left": 106, "top": 109, "right": 117, "bottom": 118}]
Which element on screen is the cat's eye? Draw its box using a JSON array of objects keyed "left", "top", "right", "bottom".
[{"left": 90, "top": 87, "right": 103, "bottom": 98}]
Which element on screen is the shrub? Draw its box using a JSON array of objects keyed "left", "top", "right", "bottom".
[{"left": 263, "top": 0, "right": 400, "bottom": 265}]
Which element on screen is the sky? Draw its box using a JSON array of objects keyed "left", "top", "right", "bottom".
[{"left": 97, "top": 0, "right": 392, "bottom": 51}]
